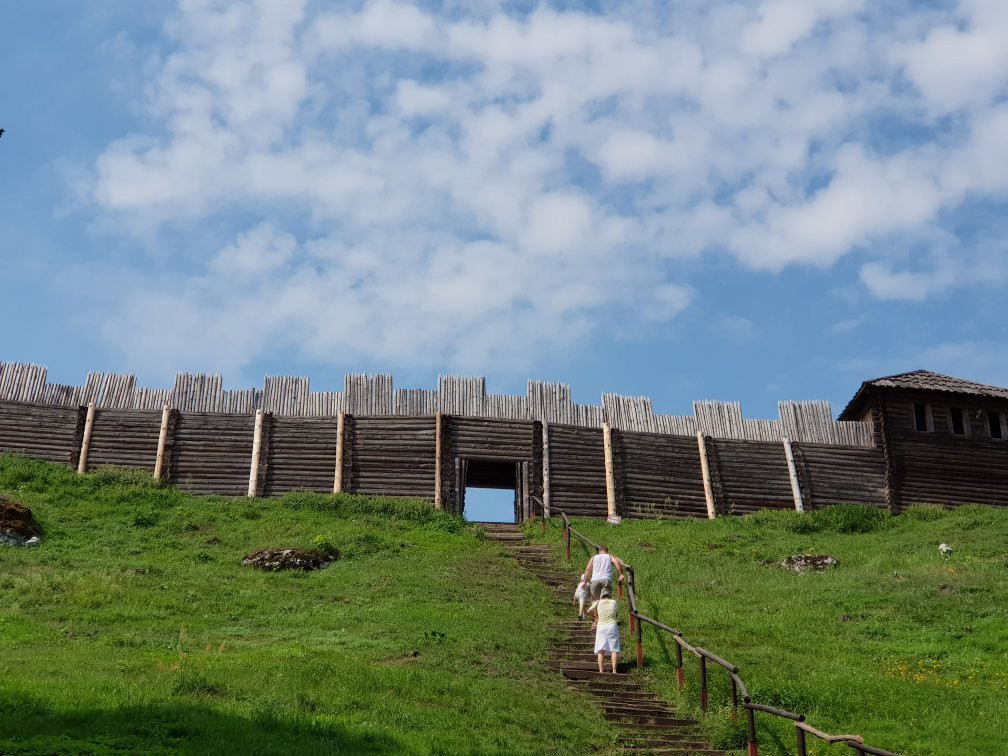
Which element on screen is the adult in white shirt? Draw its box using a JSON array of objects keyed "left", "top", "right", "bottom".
[{"left": 583, "top": 545, "right": 625, "bottom": 601}]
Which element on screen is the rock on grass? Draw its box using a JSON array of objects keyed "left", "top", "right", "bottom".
[
  {"left": 241, "top": 547, "right": 338, "bottom": 571},
  {"left": 0, "top": 496, "right": 41, "bottom": 547},
  {"left": 779, "top": 554, "right": 838, "bottom": 573}
]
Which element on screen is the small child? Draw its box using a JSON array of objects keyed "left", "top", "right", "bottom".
[{"left": 573, "top": 575, "right": 590, "bottom": 619}]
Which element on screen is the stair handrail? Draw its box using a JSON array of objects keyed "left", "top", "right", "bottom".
[{"left": 557, "top": 511, "right": 900, "bottom": 756}]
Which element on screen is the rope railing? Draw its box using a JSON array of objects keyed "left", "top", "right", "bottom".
[{"left": 556, "top": 511, "right": 900, "bottom": 756}]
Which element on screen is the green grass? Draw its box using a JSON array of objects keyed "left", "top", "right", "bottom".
[
  {"left": 524, "top": 504, "right": 1008, "bottom": 756},
  {"left": 0, "top": 456, "right": 619, "bottom": 754}
]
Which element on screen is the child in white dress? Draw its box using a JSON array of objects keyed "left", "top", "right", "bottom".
[{"left": 573, "top": 575, "right": 590, "bottom": 619}]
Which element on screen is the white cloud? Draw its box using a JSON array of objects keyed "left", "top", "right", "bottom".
[{"left": 86, "top": 0, "right": 1008, "bottom": 372}]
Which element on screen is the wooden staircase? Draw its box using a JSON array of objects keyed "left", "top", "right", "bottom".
[{"left": 481, "top": 523, "right": 725, "bottom": 755}]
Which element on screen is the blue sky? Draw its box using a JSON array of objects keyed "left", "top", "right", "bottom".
[{"left": 2, "top": 0, "right": 1007, "bottom": 419}]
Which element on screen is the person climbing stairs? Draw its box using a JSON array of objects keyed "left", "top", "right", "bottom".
[{"left": 481, "top": 523, "right": 726, "bottom": 755}]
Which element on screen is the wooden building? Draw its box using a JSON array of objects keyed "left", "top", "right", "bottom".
[{"left": 839, "top": 370, "right": 1008, "bottom": 511}]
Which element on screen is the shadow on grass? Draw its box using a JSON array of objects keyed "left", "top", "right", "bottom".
[{"left": 0, "top": 691, "right": 401, "bottom": 755}]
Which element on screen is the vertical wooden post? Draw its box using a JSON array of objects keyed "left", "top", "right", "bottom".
[
  {"left": 77, "top": 401, "right": 96, "bottom": 474},
  {"left": 602, "top": 423, "right": 617, "bottom": 519},
  {"left": 542, "top": 422, "right": 551, "bottom": 518},
  {"left": 782, "top": 436, "right": 805, "bottom": 513},
  {"left": 333, "top": 410, "right": 345, "bottom": 494},
  {"left": 434, "top": 412, "right": 443, "bottom": 509},
  {"left": 696, "top": 432, "right": 717, "bottom": 520},
  {"left": 700, "top": 655, "right": 709, "bottom": 713},
  {"left": 248, "top": 409, "right": 264, "bottom": 498},
  {"left": 153, "top": 403, "right": 171, "bottom": 482}
]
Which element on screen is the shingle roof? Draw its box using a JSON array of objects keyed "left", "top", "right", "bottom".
[{"left": 839, "top": 370, "right": 1008, "bottom": 419}]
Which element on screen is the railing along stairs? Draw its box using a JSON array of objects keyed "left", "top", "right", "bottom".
[{"left": 548, "top": 510, "right": 900, "bottom": 756}]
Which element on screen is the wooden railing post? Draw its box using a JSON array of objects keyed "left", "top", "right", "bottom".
[
  {"left": 696, "top": 432, "right": 717, "bottom": 519},
  {"left": 635, "top": 612, "right": 643, "bottom": 668},
  {"left": 153, "top": 403, "right": 171, "bottom": 482},
  {"left": 796, "top": 725, "right": 807, "bottom": 756},
  {"left": 700, "top": 654, "right": 709, "bottom": 713},
  {"left": 333, "top": 410, "right": 345, "bottom": 494},
  {"left": 783, "top": 436, "right": 805, "bottom": 513},
  {"left": 730, "top": 677, "right": 739, "bottom": 722},
  {"left": 746, "top": 707, "right": 758, "bottom": 756},
  {"left": 676, "top": 642, "right": 685, "bottom": 689},
  {"left": 76, "top": 401, "right": 96, "bottom": 474},
  {"left": 247, "top": 409, "right": 264, "bottom": 498}
]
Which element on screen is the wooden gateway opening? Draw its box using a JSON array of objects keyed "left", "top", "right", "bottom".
[{"left": 456, "top": 457, "right": 531, "bottom": 523}]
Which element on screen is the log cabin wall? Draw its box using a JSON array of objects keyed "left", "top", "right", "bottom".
[
  {"left": 793, "top": 443, "right": 887, "bottom": 509},
  {"left": 880, "top": 390, "right": 1008, "bottom": 511},
  {"left": 169, "top": 412, "right": 255, "bottom": 496},
  {"left": 349, "top": 416, "right": 437, "bottom": 499},
  {"left": 711, "top": 439, "right": 794, "bottom": 515},
  {"left": 85, "top": 409, "right": 162, "bottom": 472},
  {"left": 547, "top": 424, "right": 608, "bottom": 517},
  {"left": 263, "top": 415, "right": 340, "bottom": 496},
  {"left": 0, "top": 401, "right": 82, "bottom": 466},
  {"left": 616, "top": 430, "right": 708, "bottom": 519}
]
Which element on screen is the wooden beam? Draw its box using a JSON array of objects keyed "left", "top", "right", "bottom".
[
  {"left": 602, "top": 423, "right": 617, "bottom": 519},
  {"left": 542, "top": 422, "right": 551, "bottom": 518},
  {"left": 696, "top": 431, "right": 717, "bottom": 520},
  {"left": 782, "top": 436, "right": 805, "bottom": 513},
  {"left": 153, "top": 403, "right": 171, "bottom": 482},
  {"left": 247, "top": 409, "right": 264, "bottom": 498},
  {"left": 333, "top": 410, "right": 346, "bottom": 494},
  {"left": 434, "top": 412, "right": 443, "bottom": 509},
  {"left": 76, "top": 401, "right": 96, "bottom": 474}
]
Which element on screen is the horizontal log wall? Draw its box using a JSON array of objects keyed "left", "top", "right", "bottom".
[
  {"left": 350, "top": 416, "right": 436, "bottom": 499},
  {"left": 548, "top": 424, "right": 608, "bottom": 517},
  {"left": 263, "top": 416, "right": 340, "bottom": 496},
  {"left": 883, "top": 392, "right": 1008, "bottom": 510},
  {"left": 796, "top": 443, "right": 887, "bottom": 509},
  {"left": 85, "top": 408, "right": 162, "bottom": 471},
  {"left": 169, "top": 412, "right": 254, "bottom": 497},
  {"left": 713, "top": 439, "right": 794, "bottom": 515},
  {"left": 617, "top": 430, "right": 708, "bottom": 519},
  {"left": 0, "top": 401, "right": 81, "bottom": 466}
]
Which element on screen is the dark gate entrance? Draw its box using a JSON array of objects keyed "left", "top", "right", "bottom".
[{"left": 456, "top": 457, "right": 531, "bottom": 523}]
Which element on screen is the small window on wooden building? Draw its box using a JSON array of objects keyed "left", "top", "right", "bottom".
[
  {"left": 988, "top": 410, "right": 1006, "bottom": 440},
  {"left": 948, "top": 406, "right": 966, "bottom": 435},
  {"left": 913, "top": 402, "right": 933, "bottom": 432}
]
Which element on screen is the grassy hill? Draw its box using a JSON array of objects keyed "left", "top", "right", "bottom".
[
  {"left": 0, "top": 456, "right": 615, "bottom": 754},
  {"left": 524, "top": 504, "right": 1008, "bottom": 755}
]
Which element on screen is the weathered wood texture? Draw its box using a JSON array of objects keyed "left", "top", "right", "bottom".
[
  {"left": 169, "top": 412, "right": 254, "bottom": 496},
  {"left": 85, "top": 408, "right": 162, "bottom": 471},
  {"left": 617, "top": 430, "right": 709, "bottom": 519},
  {"left": 262, "top": 416, "right": 340, "bottom": 496},
  {"left": 0, "top": 362, "right": 874, "bottom": 444},
  {"left": 444, "top": 416, "right": 536, "bottom": 512},
  {"left": 0, "top": 401, "right": 82, "bottom": 466},
  {"left": 712, "top": 439, "right": 794, "bottom": 515},
  {"left": 882, "top": 392, "right": 1008, "bottom": 510},
  {"left": 795, "top": 443, "right": 887, "bottom": 509},
  {"left": 349, "top": 416, "right": 436, "bottom": 499},
  {"left": 547, "top": 424, "right": 608, "bottom": 517}
]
